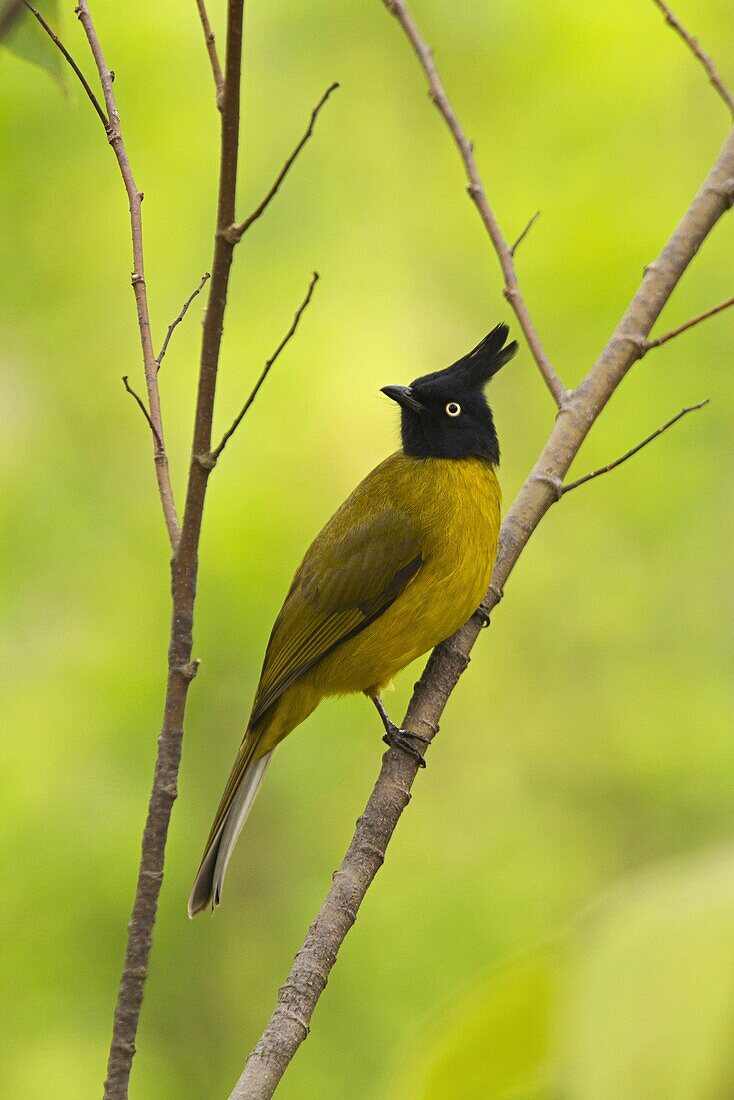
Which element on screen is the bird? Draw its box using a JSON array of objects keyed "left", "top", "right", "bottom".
[{"left": 188, "top": 323, "right": 516, "bottom": 916}]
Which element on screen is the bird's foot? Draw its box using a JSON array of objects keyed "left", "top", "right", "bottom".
[
  {"left": 382, "top": 721, "right": 429, "bottom": 768},
  {"left": 476, "top": 604, "right": 491, "bottom": 628}
]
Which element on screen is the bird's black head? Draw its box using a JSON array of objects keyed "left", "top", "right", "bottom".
[{"left": 381, "top": 324, "right": 517, "bottom": 465}]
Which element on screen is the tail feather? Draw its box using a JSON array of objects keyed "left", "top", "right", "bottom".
[{"left": 188, "top": 749, "right": 274, "bottom": 917}]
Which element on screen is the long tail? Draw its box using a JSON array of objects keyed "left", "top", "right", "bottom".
[{"left": 188, "top": 746, "right": 274, "bottom": 917}]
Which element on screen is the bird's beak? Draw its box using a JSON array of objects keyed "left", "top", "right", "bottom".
[{"left": 380, "top": 385, "right": 425, "bottom": 413}]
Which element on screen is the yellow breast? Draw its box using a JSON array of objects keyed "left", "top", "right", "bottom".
[{"left": 310, "top": 453, "right": 501, "bottom": 697}]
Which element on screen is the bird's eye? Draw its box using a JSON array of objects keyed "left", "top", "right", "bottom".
[{"left": 445, "top": 402, "right": 461, "bottom": 417}]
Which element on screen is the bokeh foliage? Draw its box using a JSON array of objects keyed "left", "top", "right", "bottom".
[{"left": 1, "top": 1, "right": 732, "bottom": 1096}]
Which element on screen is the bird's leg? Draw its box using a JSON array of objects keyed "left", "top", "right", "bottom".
[{"left": 370, "top": 694, "right": 429, "bottom": 768}]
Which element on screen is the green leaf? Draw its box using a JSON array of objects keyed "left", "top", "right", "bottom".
[
  {"left": 1, "top": 0, "right": 65, "bottom": 86},
  {"left": 385, "top": 950, "right": 560, "bottom": 1100},
  {"left": 563, "top": 844, "right": 734, "bottom": 1100}
]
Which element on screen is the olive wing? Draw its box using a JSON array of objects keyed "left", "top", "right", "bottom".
[{"left": 249, "top": 507, "right": 423, "bottom": 726}]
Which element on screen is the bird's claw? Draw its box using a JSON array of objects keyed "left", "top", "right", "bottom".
[{"left": 382, "top": 724, "right": 428, "bottom": 767}]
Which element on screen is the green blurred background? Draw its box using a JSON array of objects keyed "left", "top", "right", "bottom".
[{"left": 2, "top": 1, "right": 733, "bottom": 1096}]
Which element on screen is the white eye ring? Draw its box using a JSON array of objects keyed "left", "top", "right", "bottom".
[{"left": 445, "top": 401, "right": 461, "bottom": 417}]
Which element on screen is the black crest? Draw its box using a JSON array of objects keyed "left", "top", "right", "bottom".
[
  {"left": 382, "top": 324, "right": 517, "bottom": 465},
  {"left": 410, "top": 323, "right": 517, "bottom": 394}
]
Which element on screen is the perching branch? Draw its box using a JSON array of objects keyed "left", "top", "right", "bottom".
[
  {"left": 231, "top": 10, "right": 734, "bottom": 1100},
  {"left": 195, "top": 0, "right": 224, "bottom": 110},
  {"left": 156, "top": 271, "right": 211, "bottom": 369},
  {"left": 382, "top": 1, "right": 565, "bottom": 406},
  {"left": 643, "top": 294, "right": 734, "bottom": 351},
  {"left": 103, "top": 2, "right": 247, "bottom": 1096},
  {"left": 211, "top": 271, "right": 319, "bottom": 463},
  {"left": 222, "top": 83, "right": 339, "bottom": 244},
  {"left": 651, "top": 0, "right": 734, "bottom": 116}
]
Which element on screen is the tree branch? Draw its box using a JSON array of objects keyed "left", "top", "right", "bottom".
[
  {"left": 21, "top": 0, "right": 108, "bottom": 126},
  {"left": 230, "top": 41, "right": 734, "bottom": 1100},
  {"left": 561, "top": 400, "right": 709, "bottom": 495},
  {"left": 156, "top": 271, "right": 211, "bottom": 369},
  {"left": 651, "top": 0, "right": 734, "bottom": 117},
  {"left": 509, "top": 210, "right": 541, "bottom": 258},
  {"left": 211, "top": 271, "right": 319, "bottom": 463},
  {"left": 382, "top": 0, "right": 565, "bottom": 406},
  {"left": 643, "top": 294, "right": 734, "bottom": 351},
  {"left": 73, "top": 0, "right": 179, "bottom": 549},
  {"left": 122, "top": 375, "right": 163, "bottom": 450},
  {"left": 103, "top": 3, "right": 246, "bottom": 1096},
  {"left": 195, "top": 0, "right": 224, "bottom": 110},
  {"left": 222, "top": 83, "right": 339, "bottom": 244}
]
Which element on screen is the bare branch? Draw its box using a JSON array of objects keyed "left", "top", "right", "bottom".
[
  {"left": 509, "top": 210, "right": 541, "bottom": 258},
  {"left": 381, "top": 0, "right": 565, "bottom": 406},
  {"left": 651, "top": 0, "right": 734, "bottom": 116},
  {"left": 121, "top": 375, "right": 163, "bottom": 450},
  {"left": 562, "top": 400, "right": 709, "bottom": 495},
  {"left": 21, "top": 0, "right": 108, "bottom": 127},
  {"left": 103, "top": 2, "right": 246, "bottom": 1095},
  {"left": 195, "top": 0, "right": 224, "bottom": 110},
  {"left": 73, "top": 0, "right": 179, "bottom": 549},
  {"left": 231, "top": 43, "right": 734, "bottom": 1100},
  {"left": 156, "top": 271, "right": 211, "bottom": 369},
  {"left": 223, "top": 83, "right": 339, "bottom": 244},
  {"left": 211, "top": 272, "right": 319, "bottom": 462},
  {"left": 644, "top": 294, "right": 734, "bottom": 351}
]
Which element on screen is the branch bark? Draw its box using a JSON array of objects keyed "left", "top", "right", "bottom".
[
  {"left": 382, "top": 0, "right": 564, "bottom": 406},
  {"left": 75, "top": 0, "right": 179, "bottom": 550},
  {"left": 103, "top": 2, "right": 246, "bottom": 1095},
  {"left": 222, "top": 83, "right": 339, "bottom": 244},
  {"left": 195, "top": 0, "right": 224, "bottom": 110},
  {"left": 230, "top": 9, "right": 734, "bottom": 1096},
  {"left": 560, "top": 400, "right": 709, "bottom": 495},
  {"left": 211, "top": 271, "right": 319, "bottom": 462},
  {"left": 651, "top": 0, "right": 734, "bottom": 116}
]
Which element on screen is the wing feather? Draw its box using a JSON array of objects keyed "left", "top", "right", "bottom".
[{"left": 249, "top": 507, "right": 423, "bottom": 727}]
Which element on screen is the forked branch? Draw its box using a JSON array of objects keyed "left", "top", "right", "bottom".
[
  {"left": 157, "top": 271, "right": 211, "bottom": 368},
  {"left": 195, "top": 0, "right": 224, "bottom": 109},
  {"left": 222, "top": 82, "right": 339, "bottom": 244},
  {"left": 382, "top": 0, "right": 565, "bottom": 406},
  {"left": 530, "top": 398, "right": 708, "bottom": 497},
  {"left": 211, "top": 272, "right": 319, "bottom": 462}
]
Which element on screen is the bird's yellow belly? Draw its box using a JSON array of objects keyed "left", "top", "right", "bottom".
[
  {"left": 310, "top": 457, "right": 500, "bottom": 697},
  {"left": 254, "top": 456, "right": 500, "bottom": 753}
]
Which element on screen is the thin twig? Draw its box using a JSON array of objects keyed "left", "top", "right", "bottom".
[
  {"left": 509, "top": 210, "right": 541, "bottom": 258},
  {"left": 122, "top": 375, "right": 163, "bottom": 450},
  {"left": 211, "top": 272, "right": 319, "bottom": 462},
  {"left": 223, "top": 83, "right": 339, "bottom": 244},
  {"left": 195, "top": 0, "right": 224, "bottom": 110},
  {"left": 644, "top": 295, "right": 734, "bottom": 351},
  {"left": 21, "top": 0, "right": 108, "bottom": 127},
  {"left": 231, "top": 30, "right": 734, "bottom": 1100},
  {"left": 381, "top": 0, "right": 565, "bottom": 406},
  {"left": 562, "top": 401, "right": 709, "bottom": 494},
  {"left": 651, "top": 0, "right": 734, "bottom": 116},
  {"left": 103, "top": 3, "right": 247, "bottom": 1095},
  {"left": 74, "top": 0, "right": 180, "bottom": 549},
  {"left": 156, "top": 271, "right": 211, "bottom": 368}
]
